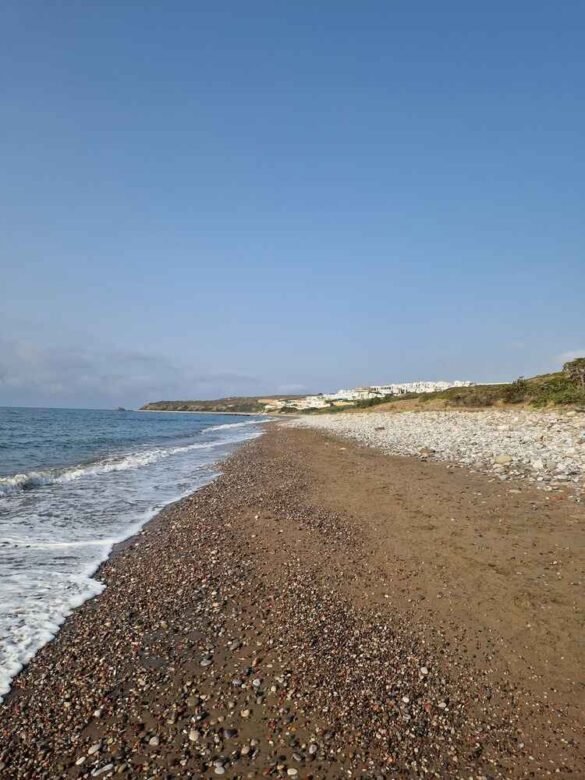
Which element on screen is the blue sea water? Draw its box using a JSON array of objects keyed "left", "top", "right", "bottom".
[{"left": 0, "top": 406, "right": 268, "bottom": 700}]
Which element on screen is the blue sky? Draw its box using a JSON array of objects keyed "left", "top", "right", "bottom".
[{"left": 1, "top": 1, "right": 584, "bottom": 407}]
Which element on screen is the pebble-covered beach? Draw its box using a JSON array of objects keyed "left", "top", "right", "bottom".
[
  {"left": 1, "top": 425, "right": 583, "bottom": 778},
  {"left": 292, "top": 409, "right": 585, "bottom": 496}
]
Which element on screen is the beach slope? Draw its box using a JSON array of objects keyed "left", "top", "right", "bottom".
[{"left": 1, "top": 425, "right": 583, "bottom": 778}]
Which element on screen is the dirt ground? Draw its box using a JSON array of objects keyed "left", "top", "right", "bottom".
[{"left": 287, "top": 427, "right": 584, "bottom": 716}]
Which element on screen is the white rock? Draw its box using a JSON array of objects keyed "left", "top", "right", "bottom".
[{"left": 494, "top": 454, "right": 513, "bottom": 465}]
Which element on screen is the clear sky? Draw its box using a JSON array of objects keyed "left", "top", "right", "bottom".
[{"left": 1, "top": 1, "right": 584, "bottom": 408}]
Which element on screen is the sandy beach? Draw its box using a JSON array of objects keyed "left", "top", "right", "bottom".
[{"left": 1, "top": 423, "right": 583, "bottom": 778}]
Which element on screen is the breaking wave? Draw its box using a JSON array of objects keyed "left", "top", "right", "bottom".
[{"left": 0, "top": 434, "right": 255, "bottom": 497}]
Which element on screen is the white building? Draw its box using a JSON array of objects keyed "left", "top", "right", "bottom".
[{"left": 321, "top": 379, "right": 473, "bottom": 402}]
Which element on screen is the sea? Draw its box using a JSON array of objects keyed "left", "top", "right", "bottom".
[{"left": 0, "top": 406, "right": 268, "bottom": 701}]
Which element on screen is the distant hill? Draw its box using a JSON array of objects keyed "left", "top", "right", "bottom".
[{"left": 140, "top": 396, "right": 302, "bottom": 414}]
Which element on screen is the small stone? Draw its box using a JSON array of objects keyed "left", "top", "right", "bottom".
[
  {"left": 148, "top": 735, "right": 159, "bottom": 747},
  {"left": 240, "top": 708, "right": 251, "bottom": 718},
  {"left": 200, "top": 657, "right": 213, "bottom": 667},
  {"left": 402, "top": 696, "right": 410, "bottom": 704},
  {"left": 494, "top": 454, "right": 512, "bottom": 465},
  {"left": 420, "top": 666, "right": 429, "bottom": 675},
  {"left": 287, "top": 769, "right": 298, "bottom": 777},
  {"left": 214, "top": 767, "right": 226, "bottom": 776},
  {"left": 92, "top": 765, "right": 114, "bottom": 777},
  {"left": 88, "top": 743, "right": 101, "bottom": 756},
  {"left": 189, "top": 729, "right": 201, "bottom": 742},
  {"left": 308, "top": 743, "right": 318, "bottom": 755}
]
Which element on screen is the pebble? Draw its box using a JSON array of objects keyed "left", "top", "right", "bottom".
[{"left": 92, "top": 765, "right": 114, "bottom": 777}]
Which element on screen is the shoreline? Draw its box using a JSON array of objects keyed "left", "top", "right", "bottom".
[
  {"left": 137, "top": 409, "right": 266, "bottom": 416},
  {"left": 0, "top": 413, "right": 269, "bottom": 704},
  {"left": 1, "top": 425, "right": 583, "bottom": 777}
]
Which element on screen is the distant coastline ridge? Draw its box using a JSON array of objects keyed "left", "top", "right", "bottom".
[
  {"left": 140, "top": 381, "right": 473, "bottom": 414},
  {"left": 141, "top": 361, "right": 585, "bottom": 414}
]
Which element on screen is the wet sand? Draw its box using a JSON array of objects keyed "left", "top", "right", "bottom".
[{"left": 0, "top": 425, "right": 583, "bottom": 778}]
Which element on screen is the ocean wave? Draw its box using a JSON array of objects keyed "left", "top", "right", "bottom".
[
  {"left": 204, "top": 419, "right": 271, "bottom": 432},
  {"left": 3, "top": 538, "right": 117, "bottom": 550},
  {"left": 0, "top": 431, "right": 260, "bottom": 497}
]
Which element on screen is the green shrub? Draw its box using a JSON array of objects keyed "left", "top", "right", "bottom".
[
  {"left": 564, "top": 357, "right": 585, "bottom": 389},
  {"left": 502, "top": 377, "right": 528, "bottom": 404},
  {"left": 529, "top": 376, "right": 585, "bottom": 407}
]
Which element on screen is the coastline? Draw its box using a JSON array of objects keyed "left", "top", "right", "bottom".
[
  {"left": 137, "top": 410, "right": 266, "bottom": 416},
  {"left": 0, "top": 411, "right": 269, "bottom": 703},
  {"left": 1, "top": 425, "right": 583, "bottom": 778}
]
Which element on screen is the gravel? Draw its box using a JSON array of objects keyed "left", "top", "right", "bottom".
[
  {"left": 0, "top": 425, "right": 581, "bottom": 778},
  {"left": 292, "top": 409, "right": 585, "bottom": 496}
]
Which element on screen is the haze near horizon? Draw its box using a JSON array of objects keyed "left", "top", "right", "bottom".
[{"left": 1, "top": 2, "right": 584, "bottom": 408}]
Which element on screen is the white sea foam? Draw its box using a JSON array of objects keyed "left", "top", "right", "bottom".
[
  {"left": 3, "top": 538, "right": 116, "bottom": 550},
  {"left": 0, "top": 568, "right": 106, "bottom": 700},
  {"left": 204, "top": 419, "right": 275, "bottom": 432}
]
